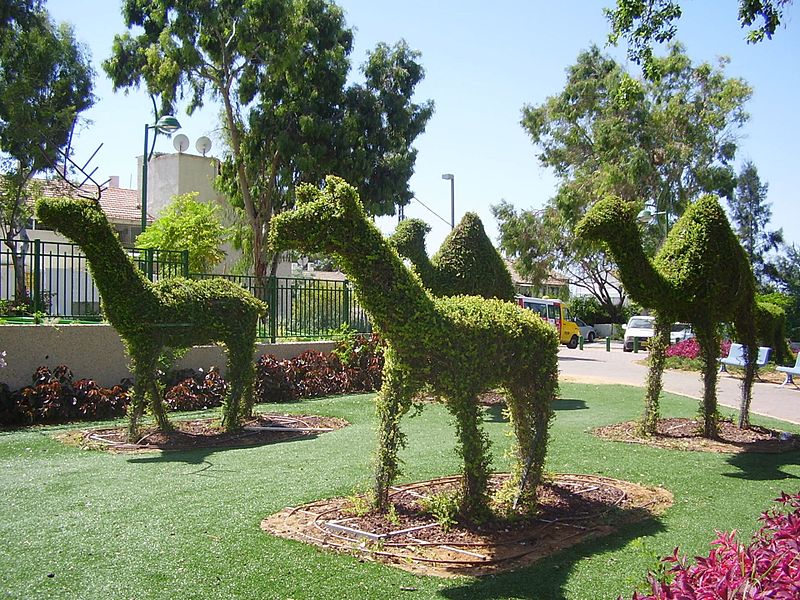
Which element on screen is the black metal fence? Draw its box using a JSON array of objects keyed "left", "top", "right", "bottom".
[{"left": 1, "top": 240, "right": 370, "bottom": 341}]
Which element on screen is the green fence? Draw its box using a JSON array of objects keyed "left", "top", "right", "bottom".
[
  {"left": 192, "top": 273, "right": 370, "bottom": 342},
  {"left": 1, "top": 239, "right": 370, "bottom": 340}
]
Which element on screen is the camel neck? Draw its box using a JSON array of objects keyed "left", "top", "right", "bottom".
[{"left": 338, "top": 221, "right": 436, "bottom": 338}]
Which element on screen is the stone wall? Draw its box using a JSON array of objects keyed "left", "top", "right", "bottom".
[{"left": 0, "top": 325, "right": 335, "bottom": 390}]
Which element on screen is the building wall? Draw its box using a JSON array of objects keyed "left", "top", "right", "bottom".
[{"left": 0, "top": 324, "right": 336, "bottom": 390}]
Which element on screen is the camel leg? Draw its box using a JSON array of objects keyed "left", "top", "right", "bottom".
[
  {"left": 373, "top": 362, "right": 415, "bottom": 511},
  {"left": 641, "top": 315, "right": 670, "bottom": 436},
  {"left": 734, "top": 310, "right": 758, "bottom": 429},
  {"left": 450, "top": 392, "right": 491, "bottom": 519},
  {"left": 238, "top": 327, "right": 259, "bottom": 420},
  {"left": 127, "top": 357, "right": 148, "bottom": 442},
  {"left": 695, "top": 325, "right": 720, "bottom": 438},
  {"left": 506, "top": 377, "right": 555, "bottom": 511},
  {"left": 222, "top": 340, "right": 254, "bottom": 431},
  {"left": 148, "top": 374, "right": 172, "bottom": 432}
]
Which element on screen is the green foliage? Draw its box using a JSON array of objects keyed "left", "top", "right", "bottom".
[
  {"left": 419, "top": 491, "right": 460, "bottom": 532},
  {"left": 135, "top": 192, "right": 229, "bottom": 273},
  {"left": 35, "top": 196, "right": 266, "bottom": 440},
  {"left": 504, "top": 44, "right": 750, "bottom": 322},
  {"left": 270, "top": 176, "right": 559, "bottom": 518},
  {"left": 728, "top": 162, "right": 783, "bottom": 288},
  {"left": 577, "top": 194, "right": 759, "bottom": 434},
  {"left": 754, "top": 300, "right": 792, "bottom": 365},
  {"left": 105, "top": 0, "right": 432, "bottom": 284},
  {"left": 1, "top": 5, "right": 93, "bottom": 301},
  {"left": 390, "top": 213, "right": 515, "bottom": 301},
  {"left": 606, "top": 0, "right": 791, "bottom": 78}
]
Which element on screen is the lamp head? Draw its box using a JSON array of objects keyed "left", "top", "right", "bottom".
[
  {"left": 441, "top": 173, "right": 454, "bottom": 181},
  {"left": 154, "top": 115, "right": 181, "bottom": 134}
]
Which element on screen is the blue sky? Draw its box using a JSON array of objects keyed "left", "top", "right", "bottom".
[{"left": 46, "top": 1, "right": 799, "bottom": 253}]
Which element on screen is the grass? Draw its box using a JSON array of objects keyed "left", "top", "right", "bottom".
[{"left": 0, "top": 383, "right": 798, "bottom": 599}]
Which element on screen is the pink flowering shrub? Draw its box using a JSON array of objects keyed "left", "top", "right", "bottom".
[
  {"left": 666, "top": 338, "right": 733, "bottom": 360},
  {"left": 625, "top": 492, "right": 800, "bottom": 599}
]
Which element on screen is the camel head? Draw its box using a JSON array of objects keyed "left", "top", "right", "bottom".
[
  {"left": 575, "top": 195, "right": 642, "bottom": 247},
  {"left": 389, "top": 218, "right": 431, "bottom": 263},
  {"left": 269, "top": 175, "right": 365, "bottom": 255},
  {"left": 36, "top": 196, "right": 109, "bottom": 247}
]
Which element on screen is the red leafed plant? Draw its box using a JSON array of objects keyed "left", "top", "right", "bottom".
[
  {"left": 666, "top": 338, "right": 732, "bottom": 360},
  {"left": 626, "top": 492, "right": 800, "bottom": 599}
]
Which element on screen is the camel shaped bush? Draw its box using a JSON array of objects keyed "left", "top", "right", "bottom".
[
  {"left": 389, "top": 213, "right": 515, "bottom": 300},
  {"left": 36, "top": 197, "right": 266, "bottom": 440},
  {"left": 270, "top": 176, "right": 559, "bottom": 517},
  {"left": 576, "top": 194, "right": 757, "bottom": 437}
]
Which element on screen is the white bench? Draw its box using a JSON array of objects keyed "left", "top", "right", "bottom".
[
  {"left": 718, "top": 343, "right": 771, "bottom": 377},
  {"left": 777, "top": 354, "right": 800, "bottom": 388}
]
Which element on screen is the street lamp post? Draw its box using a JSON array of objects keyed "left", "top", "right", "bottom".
[
  {"left": 441, "top": 173, "right": 454, "bottom": 229},
  {"left": 141, "top": 115, "right": 181, "bottom": 233}
]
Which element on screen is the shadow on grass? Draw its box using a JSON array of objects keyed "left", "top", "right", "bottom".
[
  {"left": 723, "top": 448, "right": 800, "bottom": 481},
  {"left": 125, "top": 431, "right": 323, "bottom": 470},
  {"left": 483, "top": 399, "right": 588, "bottom": 424},
  {"left": 438, "top": 516, "right": 665, "bottom": 600}
]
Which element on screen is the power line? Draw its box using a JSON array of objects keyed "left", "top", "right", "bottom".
[{"left": 409, "top": 196, "right": 452, "bottom": 227}]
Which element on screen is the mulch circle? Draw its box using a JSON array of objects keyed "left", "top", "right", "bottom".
[
  {"left": 262, "top": 473, "right": 673, "bottom": 578},
  {"left": 58, "top": 413, "right": 348, "bottom": 452},
  {"left": 593, "top": 418, "right": 800, "bottom": 453}
]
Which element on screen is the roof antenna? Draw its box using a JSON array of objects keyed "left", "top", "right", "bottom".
[{"left": 38, "top": 117, "right": 108, "bottom": 202}]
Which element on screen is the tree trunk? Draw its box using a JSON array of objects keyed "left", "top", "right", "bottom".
[{"left": 4, "top": 238, "right": 29, "bottom": 306}]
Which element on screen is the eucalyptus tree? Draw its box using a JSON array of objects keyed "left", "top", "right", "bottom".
[
  {"left": 607, "top": 0, "right": 792, "bottom": 78},
  {"left": 104, "top": 0, "right": 432, "bottom": 286},
  {"left": 495, "top": 44, "right": 751, "bottom": 319},
  {"left": 728, "top": 161, "right": 783, "bottom": 288},
  {"left": 0, "top": 2, "right": 94, "bottom": 303}
]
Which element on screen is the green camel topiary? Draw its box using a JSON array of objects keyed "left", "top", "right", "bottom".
[
  {"left": 270, "top": 176, "right": 559, "bottom": 518},
  {"left": 390, "top": 213, "right": 515, "bottom": 300},
  {"left": 576, "top": 194, "right": 758, "bottom": 437},
  {"left": 36, "top": 197, "right": 266, "bottom": 440}
]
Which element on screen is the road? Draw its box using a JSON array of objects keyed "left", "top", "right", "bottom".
[{"left": 558, "top": 341, "right": 800, "bottom": 426}]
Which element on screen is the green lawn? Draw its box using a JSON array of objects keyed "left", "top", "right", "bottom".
[{"left": 1, "top": 383, "right": 798, "bottom": 599}]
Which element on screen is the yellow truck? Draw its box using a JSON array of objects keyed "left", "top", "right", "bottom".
[{"left": 516, "top": 295, "right": 581, "bottom": 349}]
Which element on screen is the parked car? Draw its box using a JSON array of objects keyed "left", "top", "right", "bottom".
[
  {"left": 516, "top": 295, "right": 582, "bottom": 349},
  {"left": 623, "top": 315, "right": 655, "bottom": 352},
  {"left": 574, "top": 318, "right": 597, "bottom": 342},
  {"left": 670, "top": 322, "right": 695, "bottom": 344}
]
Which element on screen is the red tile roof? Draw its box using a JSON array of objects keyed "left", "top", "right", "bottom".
[{"left": 39, "top": 179, "right": 150, "bottom": 223}]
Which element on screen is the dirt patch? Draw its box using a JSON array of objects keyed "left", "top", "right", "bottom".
[
  {"left": 262, "top": 473, "right": 672, "bottom": 578},
  {"left": 593, "top": 418, "right": 800, "bottom": 453},
  {"left": 58, "top": 413, "right": 348, "bottom": 452}
]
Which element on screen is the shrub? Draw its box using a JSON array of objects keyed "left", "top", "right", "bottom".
[
  {"left": 163, "top": 368, "right": 228, "bottom": 412},
  {"left": 0, "top": 365, "right": 129, "bottom": 426},
  {"left": 254, "top": 335, "right": 384, "bottom": 404},
  {"left": 666, "top": 338, "right": 732, "bottom": 360},
  {"left": 625, "top": 492, "right": 800, "bottom": 599}
]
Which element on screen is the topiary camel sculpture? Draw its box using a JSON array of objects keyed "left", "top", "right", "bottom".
[
  {"left": 270, "top": 176, "right": 559, "bottom": 518},
  {"left": 36, "top": 197, "right": 267, "bottom": 440},
  {"left": 389, "top": 213, "right": 516, "bottom": 300},
  {"left": 576, "top": 194, "right": 758, "bottom": 437}
]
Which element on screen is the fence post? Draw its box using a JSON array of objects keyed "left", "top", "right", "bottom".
[
  {"left": 181, "top": 250, "right": 189, "bottom": 278},
  {"left": 145, "top": 248, "right": 154, "bottom": 281},
  {"left": 268, "top": 275, "right": 278, "bottom": 343},
  {"left": 32, "top": 239, "right": 42, "bottom": 313},
  {"left": 343, "top": 281, "right": 351, "bottom": 328}
]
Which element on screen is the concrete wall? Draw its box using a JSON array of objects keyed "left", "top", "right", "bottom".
[{"left": 0, "top": 325, "right": 335, "bottom": 390}]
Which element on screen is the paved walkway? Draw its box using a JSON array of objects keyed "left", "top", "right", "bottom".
[{"left": 558, "top": 342, "right": 800, "bottom": 426}]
